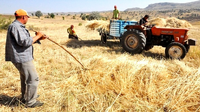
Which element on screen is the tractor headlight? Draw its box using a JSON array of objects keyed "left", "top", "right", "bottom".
[{"left": 175, "top": 37, "right": 180, "bottom": 41}]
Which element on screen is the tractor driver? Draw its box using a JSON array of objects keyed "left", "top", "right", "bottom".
[
  {"left": 139, "top": 15, "right": 149, "bottom": 26},
  {"left": 139, "top": 15, "right": 149, "bottom": 37}
]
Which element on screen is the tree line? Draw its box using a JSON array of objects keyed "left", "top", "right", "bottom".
[
  {"left": 34, "top": 11, "right": 55, "bottom": 19},
  {"left": 33, "top": 10, "right": 107, "bottom": 21}
]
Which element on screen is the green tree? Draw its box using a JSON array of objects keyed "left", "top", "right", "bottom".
[
  {"left": 49, "top": 13, "right": 55, "bottom": 18},
  {"left": 81, "top": 14, "right": 86, "bottom": 20},
  {"left": 80, "top": 13, "right": 84, "bottom": 17},
  {"left": 35, "top": 11, "right": 43, "bottom": 18},
  {"left": 86, "top": 12, "right": 102, "bottom": 20}
]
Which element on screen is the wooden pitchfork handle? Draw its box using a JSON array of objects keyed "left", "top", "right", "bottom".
[
  {"left": 47, "top": 38, "right": 84, "bottom": 68},
  {"left": 35, "top": 31, "right": 84, "bottom": 68}
]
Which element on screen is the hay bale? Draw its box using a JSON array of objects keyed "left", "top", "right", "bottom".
[
  {"left": 131, "top": 19, "right": 137, "bottom": 21},
  {"left": 165, "top": 17, "right": 192, "bottom": 28},
  {"left": 85, "top": 20, "right": 110, "bottom": 31},
  {"left": 149, "top": 17, "right": 166, "bottom": 27},
  {"left": 149, "top": 17, "right": 192, "bottom": 28}
]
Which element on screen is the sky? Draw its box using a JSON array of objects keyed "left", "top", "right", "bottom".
[{"left": 0, "top": 0, "right": 199, "bottom": 14}]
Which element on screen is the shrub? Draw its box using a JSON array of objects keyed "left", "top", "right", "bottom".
[
  {"left": 81, "top": 14, "right": 87, "bottom": 20},
  {"left": 101, "top": 17, "right": 108, "bottom": 20},
  {"left": 72, "top": 16, "right": 76, "bottom": 19},
  {"left": 0, "top": 16, "right": 12, "bottom": 30},
  {"left": 80, "top": 13, "right": 84, "bottom": 17},
  {"left": 78, "top": 23, "right": 82, "bottom": 26},
  {"left": 86, "top": 12, "right": 102, "bottom": 20},
  {"left": 45, "top": 15, "right": 50, "bottom": 18}
]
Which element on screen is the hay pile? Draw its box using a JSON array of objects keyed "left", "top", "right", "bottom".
[
  {"left": 85, "top": 20, "right": 110, "bottom": 31},
  {"left": 85, "top": 18, "right": 192, "bottom": 32},
  {"left": 149, "top": 17, "right": 192, "bottom": 28},
  {"left": 149, "top": 18, "right": 166, "bottom": 27}
]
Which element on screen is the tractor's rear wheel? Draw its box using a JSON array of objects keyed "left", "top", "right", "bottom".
[
  {"left": 121, "top": 30, "right": 146, "bottom": 54},
  {"left": 165, "top": 42, "right": 187, "bottom": 59}
]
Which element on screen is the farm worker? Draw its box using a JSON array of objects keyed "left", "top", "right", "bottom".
[
  {"left": 139, "top": 15, "right": 149, "bottom": 26},
  {"left": 67, "top": 25, "right": 78, "bottom": 40},
  {"left": 112, "top": 5, "right": 120, "bottom": 19},
  {"left": 139, "top": 15, "right": 149, "bottom": 36},
  {"left": 5, "top": 9, "right": 48, "bottom": 108}
]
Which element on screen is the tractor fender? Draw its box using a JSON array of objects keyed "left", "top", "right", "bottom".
[{"left": 124, "top": 25, "right": 144, "bottom": 32}]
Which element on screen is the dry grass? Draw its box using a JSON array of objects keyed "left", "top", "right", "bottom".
[
  {"left": 0, "top": 16, "right": 200, "bottom": 112},
  {"left": 149, "top": 17, "right": 192, "bottom": 28},
  {"left": 85, "top": 20, "right": 110, "bottom": 31}
]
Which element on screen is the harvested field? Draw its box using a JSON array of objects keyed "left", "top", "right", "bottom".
[{"left": 0, "top": 16, "right": 200, "bottom": 112}]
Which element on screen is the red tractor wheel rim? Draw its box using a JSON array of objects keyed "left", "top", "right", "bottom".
[
  {"left": 126, "top": 35, "right": 138, "bottom": 49},
  {"left": 168, "top": 45, "right": 183, "bottom": 59}
]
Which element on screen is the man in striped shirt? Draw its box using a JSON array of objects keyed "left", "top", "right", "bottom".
[{"left": 5, "top": 9, "right": 47, "bottom": 108}]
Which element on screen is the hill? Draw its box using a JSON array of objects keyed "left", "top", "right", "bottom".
[{"left": 125, "top": 0, "right": 200, "bottom": 11}]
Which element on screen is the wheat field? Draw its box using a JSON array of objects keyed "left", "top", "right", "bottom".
[{"left": 0, "top": 16, "right": 200, "bottom": 112}]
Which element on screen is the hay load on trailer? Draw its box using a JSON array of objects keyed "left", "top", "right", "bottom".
[
  {"left": 85, "top": 20, "right": 110, "bottom": 31},
  {"left": 149, "top": 17, "right": 192, "bottom": 28}
]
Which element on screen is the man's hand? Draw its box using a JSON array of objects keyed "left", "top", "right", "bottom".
[
  {"left": 35, "top": 31, "right": 44, "bottom": 38},
  {"left": 32, "top": 31, "right": 48, "bottom": 44},
  {"left": 35, "top": 31, "right": 48, "bottom": 40},
  {"left": 39, "top": 34, "right": 48, "bottom": 40}
]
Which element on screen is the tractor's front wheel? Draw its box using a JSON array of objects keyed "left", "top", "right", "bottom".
[
  {"left": 121, "top": 30, "right": 146, "bottom": 54},
  {"left": 165, "top": 42, "right": 187, "bottom": 59}
]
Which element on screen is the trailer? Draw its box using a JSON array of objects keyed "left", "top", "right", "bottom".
[{"left": 98, "top": 20, "right": 138, "bottom": 43}]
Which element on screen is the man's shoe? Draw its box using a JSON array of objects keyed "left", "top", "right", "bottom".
[
  {"left": 20, "top": 95, "right": 40, "bottom": 104},
  {"left": 20, "top": 99, "right": 26, "bottom": 104},
  {"left": 26, "top": 101, "right": 44, "bottom": 108}
]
